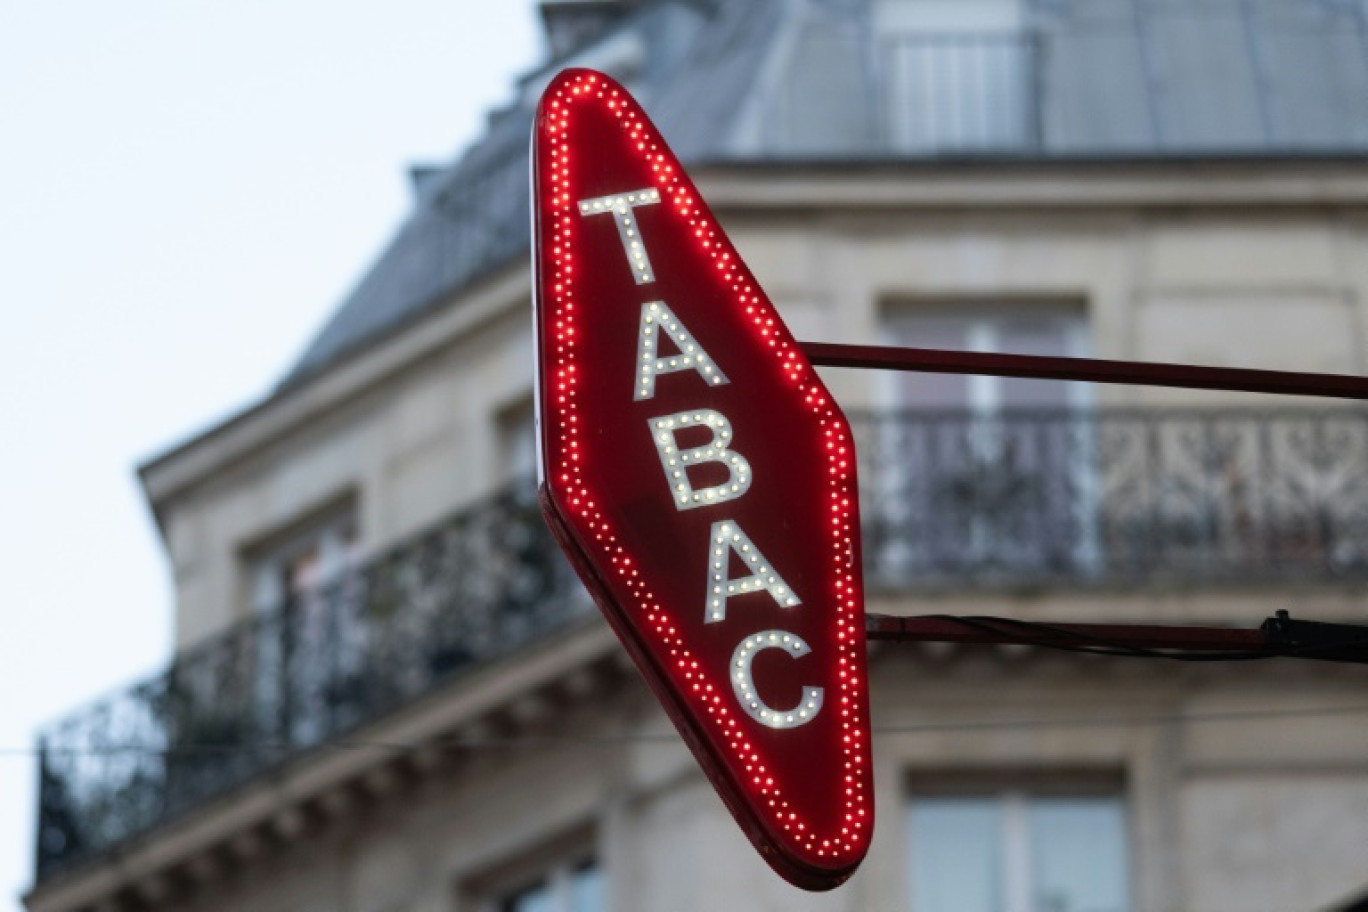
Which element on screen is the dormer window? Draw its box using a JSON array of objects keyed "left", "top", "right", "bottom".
[
  {"left": 876, "top": 0, "right": 1037, "bottom": 152},
  {"left": 540, "top": 1, "right": 633, "bottom": 60}
]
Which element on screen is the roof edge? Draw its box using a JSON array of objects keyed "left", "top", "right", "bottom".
[{"left": 137, "top": 262, "right": 530, "bottom": 532}]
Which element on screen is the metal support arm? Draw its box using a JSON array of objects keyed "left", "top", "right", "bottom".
[
  {"left": 802, "top": 342, "right": 1368, "bottom": 401},
  {"left": 864, "top": 611, "right": 1368, "bottom": 664},
  {"left": 807, "top": 340, "right": 1368, "bottom": 664}
]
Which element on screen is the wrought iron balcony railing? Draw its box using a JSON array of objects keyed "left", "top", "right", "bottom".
[
  {"left": 34, "top": 481, "right": 584, "bottom": 880},
  {"left": 33, "top": 408, "right": 1368, "bottom": 881},
  {"left": 855, "top": 409, "right": 1368, "bottom": 588}
]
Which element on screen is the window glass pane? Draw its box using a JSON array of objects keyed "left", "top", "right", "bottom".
[
  {"left": 883, "top": 307, "right": 1089, "bottom": 412},
  {"left": 998, "top": 319, "right": 1074, "bottom": 410},
  {"left": 250, "top": 508, "right": 359, "bottom": 612},
  {"left": 910, "top": 797, "right": 1003, "bottom": 912},
  {"left": 497, "top": 399, "right": 538, "bottom": 483},
  {"left": 1028, "top": 798, "right": 1129, "bottom": 912},
  {"left": 504, "top": 881, "right": 554, "bottom": 912},
  {"left": 885, "top": 316, "right": 973, "bottom": 409},
  {"left": 287, "top": 546, "right": 321, "bottom": 595},
  {"left": 570, "top": 861, "right": 604, "bottom": 912}
]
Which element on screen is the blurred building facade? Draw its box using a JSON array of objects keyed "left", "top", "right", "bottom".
[{"left": 26, "top": 1, "right": 1368, "bottom": 911}]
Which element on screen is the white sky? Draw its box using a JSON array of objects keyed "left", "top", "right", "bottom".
[{"left": 0, "top": 3, "right": 541, "bottom": 907}]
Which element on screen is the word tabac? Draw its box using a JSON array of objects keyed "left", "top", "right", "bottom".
[{"left": 532, "top": 69, "right": 872, "bottom": 891}]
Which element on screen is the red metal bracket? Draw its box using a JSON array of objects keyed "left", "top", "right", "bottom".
[{"left": 802, "top": 342, "right": 1368, "bottom": 401}]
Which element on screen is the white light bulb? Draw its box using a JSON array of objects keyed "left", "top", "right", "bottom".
[
  {"left": 730, "top": 631, "right": 824, "bottom": 730},
  {"left": 702, "top": 520, "right": 802, "bottom": 623},
  {"left": 577, "top": 188, "right": 661, "bottom": 283}
]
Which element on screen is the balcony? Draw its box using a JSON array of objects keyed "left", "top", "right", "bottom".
[
  {"left": 33, "top": 408, "right": 1368, "bottom": 880},
  {"left": 856, "top": 409, "right": 1368, "bottom": 589},
  {"left": 34, "top": 482, "right": 584, "bottom": 881}
]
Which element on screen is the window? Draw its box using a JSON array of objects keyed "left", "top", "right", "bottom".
[
  {"left": 249, "top": 507, "right": 360, "bottom": 616},
  {"left": 867, "top": 304, "right": 1097, "bottom": 584},
  {"left": 876, "top": 0, "right": 1036, "bottom": 152},
  {"left": 880, "top": 304, "right": 1090, "bottom": 414},
  {"left": 496, "top": 396, "right": 539, "bottom": 485},
  {"left": 908, "top": 792, "right": 1130, "bottom": 912},
  {"left": 245, "top": 503, "right": 361, "bottom": 745},
  {"left": 499, "top": 860, "right": 603, "bottom": 912},
  {"left": 464, "top": 854, "right": 603, "bottom": 912}
]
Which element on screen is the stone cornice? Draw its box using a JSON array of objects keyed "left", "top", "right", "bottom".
[{"left": 695, "top": 159, "right": 1368, "bottom": 214}]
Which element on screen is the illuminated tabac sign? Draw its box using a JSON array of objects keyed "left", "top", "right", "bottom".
[{"left": 532, "top": 69, "right": 873, "bottom": 889}]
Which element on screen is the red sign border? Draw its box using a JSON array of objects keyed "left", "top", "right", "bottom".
[{"left": 531, "top": 68, "right": 872, "bottom": 890}]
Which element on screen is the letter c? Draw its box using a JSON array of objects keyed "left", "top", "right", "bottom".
[{"left": 730, "top": 630, "right": 824, "bottom": 730}]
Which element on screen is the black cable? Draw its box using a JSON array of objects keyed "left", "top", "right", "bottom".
[{"left": 911, "top": 614, "right": 1368, "bottom": 663}]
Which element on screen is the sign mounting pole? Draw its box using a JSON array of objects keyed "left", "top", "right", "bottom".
[{"left": 800, "top": 341, "right": 1368, "bottom": 401}]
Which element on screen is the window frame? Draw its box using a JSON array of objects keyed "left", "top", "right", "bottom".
[
  {"left": 242, "top": 495, "right": 361, "bottom": 618},
  {"left": 905, "top": 770, "right": 1133, "bottom": 912},
  {"left": 494, "top": 858, "right": 602, "bottom": 912},
  {"left": 877, "top": 299, "right": 1093, "bottom": 416},
  {"left": 872, "top": 299, "right": 1102, "bottom": 581},
  {"left": 493, "top": 393, "right": 539, "bottom": 486},
  {"left": 458, "top": 826, "right": 604, "bottom": 912},
  {"left": 237, "top": 494, "right": 362, "bottom": 745}
]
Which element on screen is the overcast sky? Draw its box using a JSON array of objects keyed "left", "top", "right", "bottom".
[{"left": 0, "top": 3, "right": 541, "bottom": 907}]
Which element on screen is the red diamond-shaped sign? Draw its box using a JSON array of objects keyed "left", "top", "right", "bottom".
[{"left": 532, "top": 68, "right": 873, "bottom": 890}]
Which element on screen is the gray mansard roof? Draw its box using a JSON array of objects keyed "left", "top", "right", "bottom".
[{"left": 282, "top": 0, "right": 1368, "bottom": 386}]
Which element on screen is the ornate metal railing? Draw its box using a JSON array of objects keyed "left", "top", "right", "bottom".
[
  {"left": 34, "top": 480, "right": 583, "bottom": 880},
  {"left": 853, "top": 409, "right": 1368, "bottom": 589},
  {"left": 33, "top": 409, "right": 1368, "bottom": 880}
]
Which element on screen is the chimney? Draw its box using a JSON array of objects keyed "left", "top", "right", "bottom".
[
  {"left": 408, "top": 165, "right": 445, "bottom": 200},
  {"left": 539, "top": 1, "right": 634, "bottom": 59}
]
